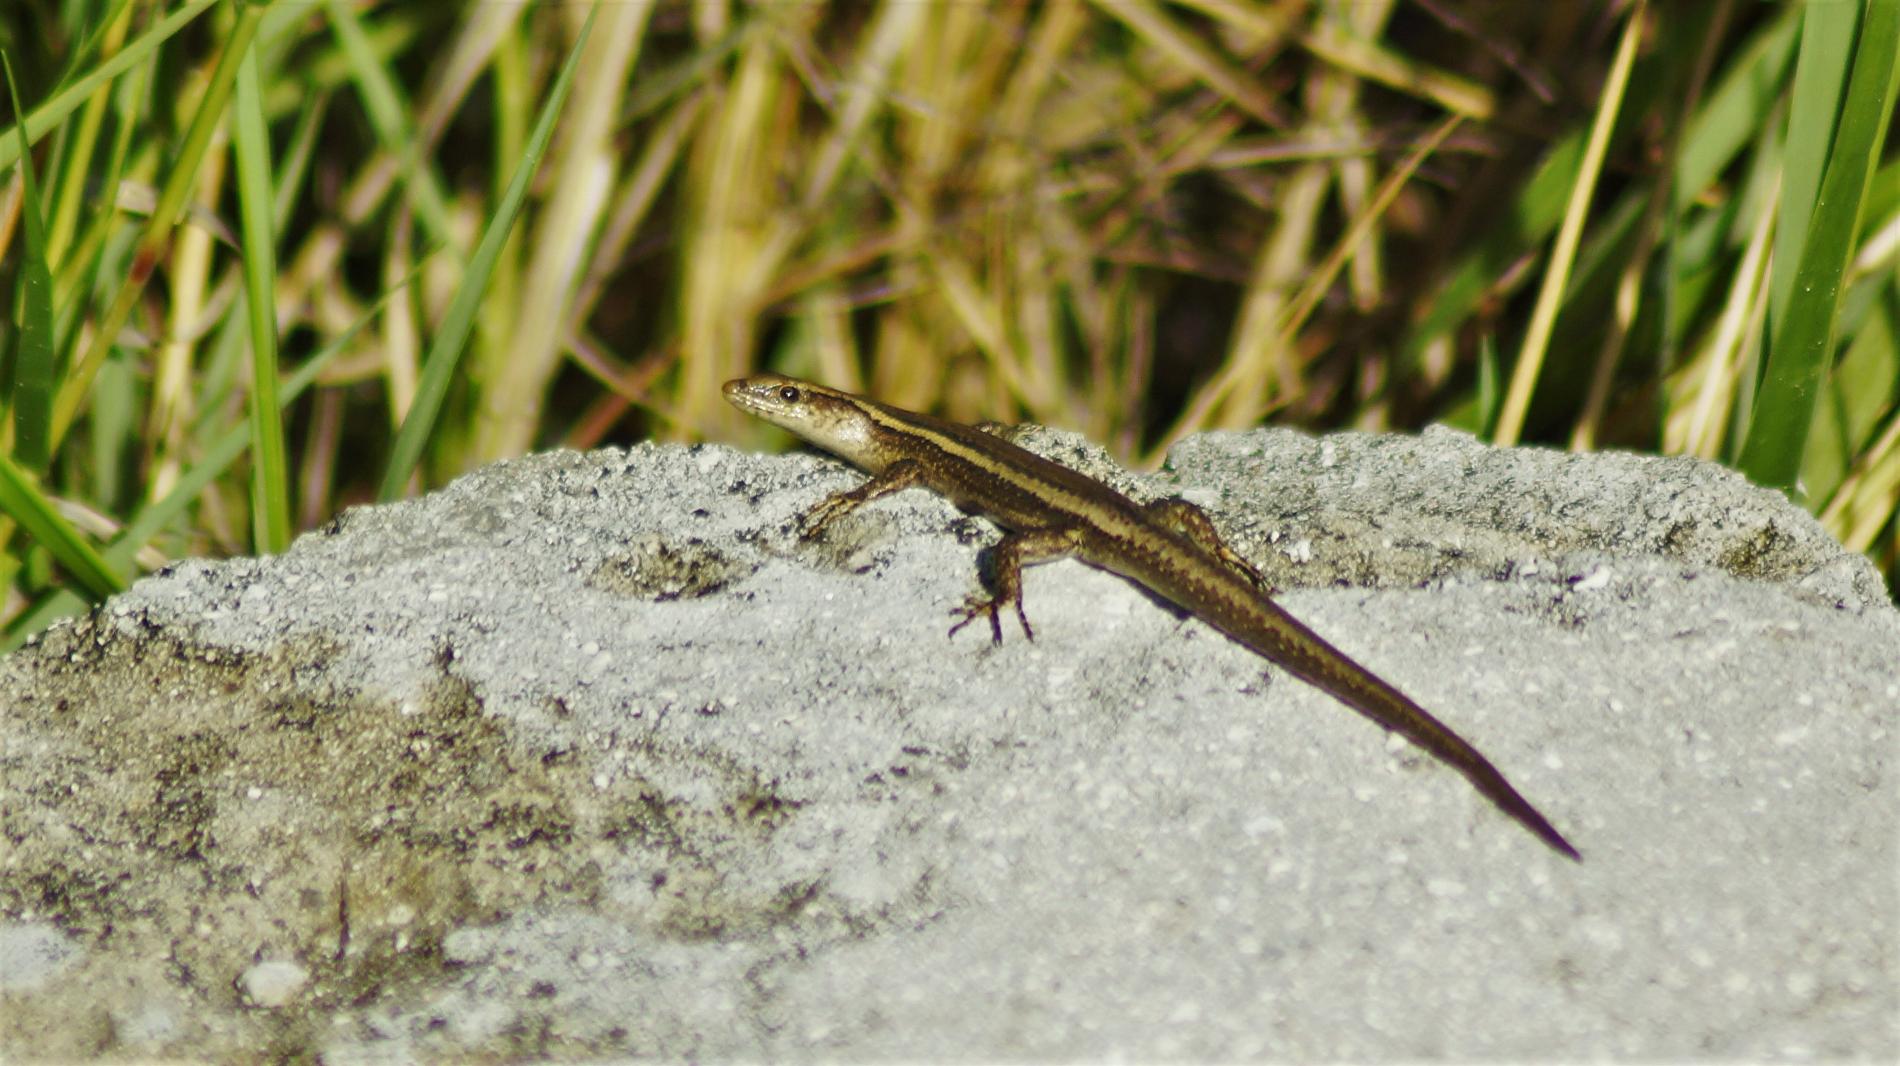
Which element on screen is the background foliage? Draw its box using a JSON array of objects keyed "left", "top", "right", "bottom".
[{"left": 2, "top": 0, "right": 1897, "bottom": 647}]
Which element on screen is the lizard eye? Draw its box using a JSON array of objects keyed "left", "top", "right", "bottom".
[{"left": 778, "top": 385, "right": 801, "bottom": 403}]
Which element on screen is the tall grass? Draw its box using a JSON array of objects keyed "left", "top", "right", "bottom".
[{"left": 2, "top": 0, "right": 1896, "bottom": 648}]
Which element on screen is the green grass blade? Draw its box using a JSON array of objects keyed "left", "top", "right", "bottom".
[
  {"left": 113, "top": 262, "right": 423, "bottom": 573},
  {"left": 52, "top": 2, "right": 267, "bottom": 450},
  {"left": 319, "top": 0, "right": 456, "bottom": 252},
  {"left": 1491, "top": 0, "right": 1645, "bottom": 445},
  {"left": 1770, "top": 1, "right": 1861, "bottom": 343},
  {"left": 0, "top": 453, "right": 124, "bottom": 599},
  {"left": 44, "top": 1, "right": 133, "bottom": 268},
  {"left": 1403, "top": 11, "right": 1799, "bottom": 379},
  {"left": 49, "top": 37, "right": 151, "bottom": 317},
  {"left": 1675, "top": 10, "right": 1802, "bottom": 201},
  {"left": 1740, "top": 0, "right": 1900, "bottom": 490},
  {"left": 0, "top": 0, "right": 219, "bottom": 172},
  {"left": 1, "top": 259, "right": 427, "bottom": 650},
  {"left": 1476, "top": 333, "right": 1500, "bottom": 436},
  {"left": 376, "top": 4, "right": 599, "bottom": 501},
  {"left": 233, "top": 41, "right": 291, "bottom": 554},
  {"left": 271, "top": 92, "right": 328, "bottom": 229},
  {"left": 3, "top": 51, "right": 58, "bottom": 471}
]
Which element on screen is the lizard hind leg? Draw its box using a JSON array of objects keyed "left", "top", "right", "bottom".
[
  {"left": 1143, "top": 498, "right": 1270, "bottom": 591},
  {"left": 946, "top": 525, "right": 1084, "bottom": 644}
]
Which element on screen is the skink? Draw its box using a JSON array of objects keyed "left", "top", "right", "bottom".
[{"left": 724, "top": 374, "right": 1580, "bottom": 860}]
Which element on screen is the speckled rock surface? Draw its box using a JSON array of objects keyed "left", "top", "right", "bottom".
[{"left": 2, "top": 427, "right": 1894, "bottom": 1061}]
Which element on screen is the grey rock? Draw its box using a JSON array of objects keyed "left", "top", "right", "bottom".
[
  {"left": 0, "top": 922, "right": 80, "bottom": 993},
  {"left": 237, "top": 959, "right": 310, "bottom": 1009},
  {"left": 2, "top": 428, "right": 1894, "bottom": 1061}
]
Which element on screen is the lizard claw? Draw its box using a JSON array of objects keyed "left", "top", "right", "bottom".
[
  {"left": 948, "top": 596, "right": 1004, "bottom": 645},
  {"left": 947, "top": 594, "right": 1033, "bottom": 644},
  {"left": 797, "top": 498, "right": 847, "bottom": 540}
]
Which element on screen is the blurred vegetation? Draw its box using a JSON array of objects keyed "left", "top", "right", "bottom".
[{"left": 1, "top": 0, "right": 1897, "bottom": 646}]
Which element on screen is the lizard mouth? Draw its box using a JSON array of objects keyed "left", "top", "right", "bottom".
[{"left": 721, "top": 378, "right": 775, "bottom": 416}]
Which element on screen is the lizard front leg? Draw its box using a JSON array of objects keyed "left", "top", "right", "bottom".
[{"left": 798, "top": 460, "right": 927, "bottom": 539}]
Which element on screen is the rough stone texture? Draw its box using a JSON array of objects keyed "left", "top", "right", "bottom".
[{"left": 2, "top": 426, "right": 1894, "bottom": 1062}]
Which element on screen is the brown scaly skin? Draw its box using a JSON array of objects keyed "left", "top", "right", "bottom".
[{"left": 724, "top": 375, "right": 1581, "bottom": 861}]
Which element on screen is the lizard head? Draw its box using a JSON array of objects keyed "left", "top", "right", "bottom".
[{"left": 723, "top": 375, "right": 877, "bottom": 460}]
